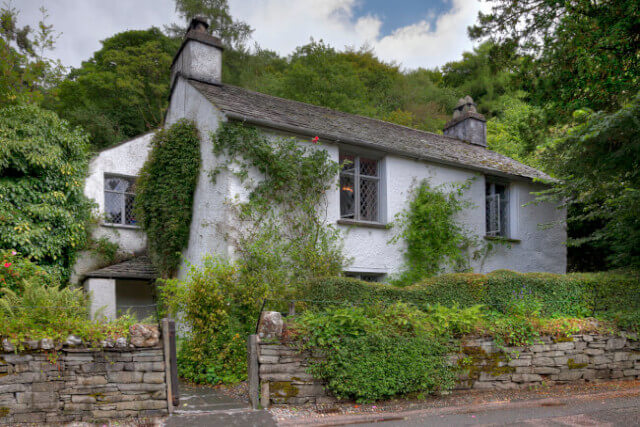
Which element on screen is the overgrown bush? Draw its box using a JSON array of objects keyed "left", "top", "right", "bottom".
[
  {"left": 0, "top": 250, "right": 50, "bottom": 294},
  {"left": 159, "top": 257, "right": 268, "bottom": 384},
  {"left": 134, "top": 119, "right": 201, "bottom": 277},
  {"left": 0, "top": 276, "right": 137, "bottom": 348}
]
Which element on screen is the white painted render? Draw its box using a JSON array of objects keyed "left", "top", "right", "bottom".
[{"left": 84, "top": 277, "right": 116, "bottom": 320}]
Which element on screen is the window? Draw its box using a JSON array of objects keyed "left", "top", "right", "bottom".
[
  {"left": 340, "top": 153, "right": 380, "bottom": 222},
  {"left": 344, "top": 272, "right": 385, "bottom": 282},
  {"left": 486, "top": 179, "right": 509, "bottom": 237},
  {"left": 104, "top": 174, "right": 137, "bottom": 226}
]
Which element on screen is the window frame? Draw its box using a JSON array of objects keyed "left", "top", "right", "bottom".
[
  {"left": 103, "top": 173, "right": 138, "bottom": 228},
  {"left": 344, "top": 271, "right": 386, "bottom": 282},
  {"left": 485, "top": 177, "right": 510, "bottom": 238},
  {"left": 339, "top": 152, "right": 382, "bottom": 224}
]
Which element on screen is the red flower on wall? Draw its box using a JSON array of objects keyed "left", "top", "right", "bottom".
[{"left": 312, "top": 136, "right": 319, "bottom": 144}]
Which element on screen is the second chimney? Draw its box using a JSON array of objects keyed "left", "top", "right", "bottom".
[
  {"left": 443, "top": 96, "right": 486, "bottom": 147},
  {"left": 170, "top": 17, "right": 224, "bottom": 87}
]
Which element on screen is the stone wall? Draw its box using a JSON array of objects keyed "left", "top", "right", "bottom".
[
  {"left": 254, "top": 332, "right": 640, "bottom": 406},
  {"left": 0, "top": 346, "right": 168, "bottom": 424}
]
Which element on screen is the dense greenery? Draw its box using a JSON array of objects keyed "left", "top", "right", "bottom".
[
  {"left": 300, "top": 270, "right": 640, "bottom": 327},
  {"left": 0, "top": 104, "right": 92, "bottom": 280},
  {"left": 134, "top": 119, "right": 201, "bottom": 277},
  {"left": 49, "top": 28, "right": 180, "bottom": 149},
  {"left": 391, "top": 180, "right": 482, "bottom": 284}
]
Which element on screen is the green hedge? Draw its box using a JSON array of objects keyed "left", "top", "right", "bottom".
[{"left": 300, "top": 270, "right": 640, "bottom": 319}]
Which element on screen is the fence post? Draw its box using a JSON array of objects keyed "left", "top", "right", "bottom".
[
  {"left": 247, "top": 334, "right": 259, "bottom": 409},
  {"left": 288, "top": 301, "right": 296, "bottom": 316},
  {"left": 162, "top": 318, "right": 179, "bottom": 412}
]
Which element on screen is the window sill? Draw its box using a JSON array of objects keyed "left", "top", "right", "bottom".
[
  {"left": 484, "top": 235, "right": 521, "bottom": 244},
  {"left": 337, "top": 219, "right": 390, "bottom": 229},
  {"left": 102, "top": 223, "right": 141, "bottom": 230}
]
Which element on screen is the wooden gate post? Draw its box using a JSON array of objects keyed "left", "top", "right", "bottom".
[
  {"left": 162, "top": 318, "right": 180, "bottom": 412},
  {"left": 247, "top": 334, "right": 259, "bottom": 409}
]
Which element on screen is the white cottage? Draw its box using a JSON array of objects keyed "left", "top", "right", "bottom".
[{"left": 76, "top": 18, "right": 566, "bottom": 319}]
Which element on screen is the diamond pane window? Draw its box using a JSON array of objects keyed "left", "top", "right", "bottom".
[
  {"left": 339, "top": 153, "right": 380, "bottom": 222},
  {"left": 104, "top": 174, "right": 137, "bottom": 226},
  {"left": 485, "top": 180, "right": 509, "bottom": 237}
]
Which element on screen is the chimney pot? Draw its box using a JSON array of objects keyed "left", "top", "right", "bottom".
[
  {"left": 188, "top": 17, "right": 209, "bottom": 33},
  {"left": 443, "top": 95, "right": 487, "bottom": 147}
]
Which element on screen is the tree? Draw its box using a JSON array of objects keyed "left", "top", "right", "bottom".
[
  {"left": 539, "top": 92, "right": 640, "bottom": 269},
  {"left": 470, "top": 0, "right": 640, "bottom": 115},
  {"left": 0, "top": 3, "right": 64, "bottom": 105},
  {"left": 168, "top": 0, "right": 252, "bottom": 49},
  {"left": 49, "top": 28, "right": 180, "bottom": 150},
  {"left": 0, "top": 104, "right": 92, "bottom": 280}
]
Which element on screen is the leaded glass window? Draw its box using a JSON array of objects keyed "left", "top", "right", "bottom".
[
  {"left": 486, "top": 179, "right": 509, "bottom": 237},
  {"left": 339, "top": 153, "right": 379, "bottom": 222},
  {"left": 104, "top": 174, "right": 137, "bottom": 226}
]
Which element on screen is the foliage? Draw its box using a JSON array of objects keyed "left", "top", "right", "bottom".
[
  {"left": 301, "top": 270, "right": 640, "bottom": 326},
  {"left": 0, "top": 249, "right": 49, "bottom": 295},
  {"left": 390, "top": 179, "right": 484, "bottom": 285},
  {"left": 0, "top": 104, "right": 92, "bottom": 280},
  {"left": 158, "top": 257, "right": 267, "bottom": 384},
  {"left": 49, "top": 28, "right": 180, "bottom": 149},
  {"left": 134, "top": 119, "right": 201, "bottom": 277},
  {"left": 539, "top": 93, "right": 640, "bottom": 268},
  {"left": 0, "top": 275, "right": 137, "bottom": 348},
  {"left": 0, "top": 4, "right": 64, "bottom": 105},
  {"left": 211, "top": 122, "right": 345, "bottom": 292},
  {"left": 168, "top": 0, "right": 252, "bottom": 48},
  {"left": 470, "top": 0, "right": 640, "bottom": 115},
  {"left": 291, "top": 303, "right": 456, "bottom": 402}
]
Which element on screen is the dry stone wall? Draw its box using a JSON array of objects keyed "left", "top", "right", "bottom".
[
  {"left": 0, "top": 346, "right": 168, "bottom": 424},
  {"left": 255, "top": 332, "right": 640, "bottom": 405}
]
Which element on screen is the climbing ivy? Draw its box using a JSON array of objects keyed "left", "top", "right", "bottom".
[
  {"left": 211, "top": 122, "right": 345, "bottom": 293},
  {"left": 134, "top": 120, "right": 201, "bottom": 277},
  {"left": 391, "top": 179, "right": 487, "bottom": 285}
]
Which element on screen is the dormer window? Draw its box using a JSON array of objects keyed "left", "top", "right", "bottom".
[
  {"left": 104, "top": 174, "right": 137, "bottom": 226},
  {"left": 486, "top": 179, "right": 509, "bottom": 237},
  {"left": 340, "top": 153, "right": 380, "bottom": 222}
]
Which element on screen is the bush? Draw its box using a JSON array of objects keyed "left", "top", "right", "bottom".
[
  {"left": 0, "top": 250, "right": 50, "bottom": 294},
  {"left": 158, "top": 257, "right": 267, "bottom": 384}
]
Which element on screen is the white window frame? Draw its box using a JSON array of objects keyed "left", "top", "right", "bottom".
[
  {"left": 485, "top": 178, "right": 510, "bottom": 238},
  {"left": 339, "top": 152, "right": 381, "bottom": 223},
  {"left": 103, "top": 173, "right": 138, "bottom": 227}
]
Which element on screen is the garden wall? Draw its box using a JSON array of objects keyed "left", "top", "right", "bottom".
[
  {"left": 250, "top": 313, "right": 640, "bottom": 406},
  {"left": 0, "top": 329, "right": 169, "bottom": 424}
]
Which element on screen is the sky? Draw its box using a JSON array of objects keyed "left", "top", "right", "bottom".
[{"left": 16, "top": 0, "right": 490, "bottom": 70}]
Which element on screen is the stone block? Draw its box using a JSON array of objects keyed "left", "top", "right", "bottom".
[
  {"left": 258, "top": 355, "right": 279, "bottom": 364},
  {"left": 115, "top": 399, "right": 167, "bottom": 411},
  {"left": 130, "top": 324, "right": 160, "bottom": 348},
  {"left": 260, "top": 363, "right": 305, "bottom": 375},
  {"left": 31, "top": 381, "right": 64, "bottom": 392},
  {"left": 588, "top": 342, "right": 606, "bottom": 348},
  {"left": 0, "top": 383, "right": 26, "bottom": 393},
  {"left": 512, "top": 373, "right": 543, "bottom": 383},
  {"left": 472, "top": 381, "right": 495, "bottom": 389},
  {"left": 71, "top": 395, "right": 97, "bottom": 403},
  {"left": 584, "top": 348, "right": 604, "bottom": 356},
  {"left": 540, "top": 351, "right": 565, "bottom": 357},
  {"left": 606, "top": 337, "right": 627, "bottom": 351},
  {"left": 508, "top": 358, "right": 531, "bottom": 367},
  {"left": 591, "top": 356, "right": 611, "bottom": 365},
  {"left": 553, "top": 356, "right": 569, "bottom": 366},
  {"left": 623, "top": 369, "right": 640, "bottom": 376},
  {"left": 77, "top": 375, "right": 108, "bottom": 386},
  {"left": 257, "top": 311, "right": 284, "bottom": 340},
  {"left": 107, "top": 371, "right": 143, "bottom": 383},
  {"left": 117, "top": 383, "right": 165, "bottom": 392},
  {"left": 553, "top": 342, "right": 575, "bottom": 351},
  {"left": 611, "top": 370, "right": 624, "bottom": 379},
  {"left": 532, "top": 357, "right": 554, "bottom": 366},
  {"left": 262, "top": 373, "right": 314, "bottom": 382},
  {"left": 558, "top": 370, "right": 583, "bottom": 381},
  {"left": 530, "top": 344, "right": 551, "bottom": 353},
  {"left": 143, "top": 372, "right": 165, "bottom": 384},
  {"left": 582, "top": 334, "right": 593, "bottom": 342},
  {"left": 533, "top": 367, "right": 560, "bottom": 375}
]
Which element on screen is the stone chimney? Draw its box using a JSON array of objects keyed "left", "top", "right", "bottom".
[
  {"left": 443, "top": 96, "right": 487, "bottom": 147},
  {"left": 170, "top": 17, "right": 224, "bottom": 87}
]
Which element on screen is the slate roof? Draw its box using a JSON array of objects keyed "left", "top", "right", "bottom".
[
  {"left": 85, "top": 256, "right": 158, "bottom": 280},
  {"left": 189, "top": 79, "right": 551, "bottom": 181}
]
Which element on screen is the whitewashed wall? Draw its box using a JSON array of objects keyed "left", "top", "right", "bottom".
[{"left": 72, "top": 133, "right": 152, "bottom": 282}]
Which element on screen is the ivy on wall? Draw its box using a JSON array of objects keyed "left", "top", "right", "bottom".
[
  {"left": 211, "top": 121, "right": 345, "bottom": 293},
  {"left": 391, "top": 179, "right": 487, "bottom": 285},
  {"left": 134, "top": 119, "right": 201, "bottom": 277}
]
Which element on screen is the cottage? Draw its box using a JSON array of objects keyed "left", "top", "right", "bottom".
[{"left": 74, "top": 18, "right": 566, "bottom": 319}]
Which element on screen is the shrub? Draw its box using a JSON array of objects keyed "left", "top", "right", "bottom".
[
  {"left": 0, "top": 250, "right": 51, "bottom": 294},
  {"left": 158, "top": 257, "right": 268, "bottom": 384}
]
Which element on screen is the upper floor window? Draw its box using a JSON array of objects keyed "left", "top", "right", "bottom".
[
  {"left": 486, "top": 179, "right": 509, "bottom": 237},
  {"left": 340, "top": 153, "right": 380, "bottom": 222},
  {"left": 104, "top": 174, "right": 137, "bottom": 226}
]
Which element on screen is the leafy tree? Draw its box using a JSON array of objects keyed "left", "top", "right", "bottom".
[
  {"left": 470, "top": 0, "right": 640, "bottom": 115},
  {"left": 0, "top": 104, "right": 92, "bottom": 280},
  {"left": 49, "top": 28, "right": 180, "bottom": 150},
  {"left": 168, "top": 0, "right": 252, "bottom": 48},
  {"left": 0, "top": 4, "right": 64, "bottom": 105},
  {"left": 539, "top": 92, "right": 640, "bottom": 268}
]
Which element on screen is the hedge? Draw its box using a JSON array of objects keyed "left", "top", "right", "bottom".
[{"left": 299, "top": 270, "right": 640, "bottom": 319}]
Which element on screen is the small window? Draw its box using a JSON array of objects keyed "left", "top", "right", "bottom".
[
  {"left": 104, "top": 174, "right": 137, "bottom": 226},
  {"left": 344, "top": 272, "right": 385, "bottom": 282},
  {"left": 486, "top": 179, "right": 509, "bottom": 237},
  {"left": 340, "top": 153, "right": 380, "bottom": 222}
]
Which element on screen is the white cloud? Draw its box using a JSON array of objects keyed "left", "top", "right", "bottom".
[{"left": 230, "top": 0, "right": 491, "bottom": 69}]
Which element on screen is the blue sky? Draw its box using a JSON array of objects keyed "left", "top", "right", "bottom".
[
  {"left": 17, "top": 0, "right": 488, "bottom": 70},
  {"left": 356, "top": 0, "right": 452, "bottom": 37}
]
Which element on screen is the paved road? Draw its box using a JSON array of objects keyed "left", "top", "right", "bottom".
[{"left": 163, "top": 381, "right": 277, "bottom": 427}]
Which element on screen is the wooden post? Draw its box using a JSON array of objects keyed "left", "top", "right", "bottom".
[
  {"left": 260, "top": 381, "right": 270, "bottom": 409},
  {"left": 288, "top": 301, "right": 296, "bottom": 317},
  {"left": 161, "top": 318, "right": 174, "bottom": 413},
  {"left": 247, "top": 334, "right": 259, "bottom": 409}
]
